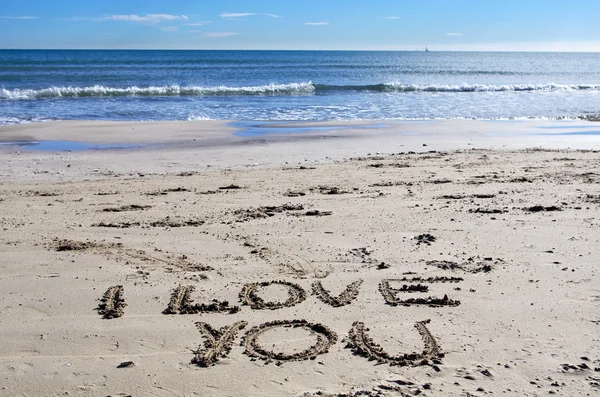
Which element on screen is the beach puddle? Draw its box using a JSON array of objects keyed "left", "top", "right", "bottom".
[
  {"left": 535, "top": 123, "right": 600, "bottom": 135},
  {"left": 230, "top": 121, "right": 388, "bottom": 137},
  {"left": 552, "top": 131, "right": 600, "bottom": 135},
  {"left": 0, "top": 140, "right": 144, "bottom": 151},
  {"left": 396, "top": 120, "right": 439, "bottom": 124},
  {"left": 482, "top": 119, "right": 526, "bottom": 123},
  {"left": 537, "top": 124, "right": 600, "bottom": 129},
  {"left": 537, "top": 130, "right": 600, "bottom": 135}
]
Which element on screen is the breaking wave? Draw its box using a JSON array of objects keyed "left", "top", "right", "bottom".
[
  {"left": 2, "top": 82, "right": 600, "bottom": 100},
  {"left": 0, "top": 82, "right": 315, "bottom": 100},
  {"left": 314, "top": 82, "right": 600, "bottom": 93}
]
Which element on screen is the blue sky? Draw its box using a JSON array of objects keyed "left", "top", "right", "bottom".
[{"left": 1, "top": 0, "right": 600, "bottom": 51}]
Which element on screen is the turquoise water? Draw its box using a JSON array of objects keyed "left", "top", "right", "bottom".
[
  {"left": 0, "top": 140, "right": 143, "bottom": 151},
  {"left": 2, "top": 50, "right": 600, "bottom": 124},
  {"left": 542, "top": 131, "right": 600, "bottom": 135},
  {"left": 229, "top": 121, "right": 387, "bottom": 137}
]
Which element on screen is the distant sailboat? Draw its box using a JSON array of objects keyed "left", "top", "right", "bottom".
[{"left": 425, "top": 46, "right": 430, "bottom": 52}]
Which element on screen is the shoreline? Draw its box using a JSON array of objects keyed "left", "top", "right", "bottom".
[
  {"left": 1, "top": 118, "right": 598, "bottom": 144},
  {"left": 0, "top": 120, "right": 600, "bottom": 181},
  {"left": 1, "top": 119, "right": 599, "bottom": 182}
]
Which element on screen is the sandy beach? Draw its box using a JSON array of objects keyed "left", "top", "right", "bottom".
[{"left": 0, "top": 120, "right": 599, "bottom": 396}]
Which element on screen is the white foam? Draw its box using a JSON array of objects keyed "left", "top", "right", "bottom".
[
  {"left": 0, "top": 82, "right": 316, "bottom": 100},
  {"left": 186, "top": 113, "right": 214, "bottom": 121},
  {"left": 382, "top": 82, "right": 600, "bottom": 92},
  {"left": 0, "top": 116, "right": 54, "bottom": 126}
]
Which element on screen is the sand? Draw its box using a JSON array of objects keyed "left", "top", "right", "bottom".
[{"left": 0, "top": 120, "right": 599, "bottom": 396}]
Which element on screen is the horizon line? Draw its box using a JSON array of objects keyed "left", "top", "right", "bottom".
[{"left": 2, "top": 48, "right": 600, "bottom": 53}]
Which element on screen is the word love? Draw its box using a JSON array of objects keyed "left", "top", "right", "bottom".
[
  {"left": 192, "top": 318, "right": 444, "bottom": 368},
  {"left": 97, "top": 277, "right": 463, "bottom": 318}
]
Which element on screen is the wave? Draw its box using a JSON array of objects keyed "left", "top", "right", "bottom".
[
  {"left": 314, "top": 82, "right": 600, "bottom": 93},
  {"left": 0, "top": 83, "right": 315, "bottom": 100},
  {"left": 0, "top": 116, "right": 55, "bottom": 126},
  {"left": 2, "top": 115, "right": 593, "bottom": 127},
  {"left": 2, "top": 82, "right": 600, "bottom": 100}
]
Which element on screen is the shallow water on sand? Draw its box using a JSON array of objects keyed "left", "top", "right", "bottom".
[{"left": 0, "top": 140, "right": 144, "bottom": 151}]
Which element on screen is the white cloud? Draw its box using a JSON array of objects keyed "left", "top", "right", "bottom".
[
  {"left": 205, "top": 32, "right": 237, "bottom": 37},
  {"left": 304, "top": 22, "right": 329, "bottom": 25},
  {"left": 446, "top": 32, "right": 463, "bottom": 36},
  {"left": 104, "top": 14, "right": 188, "bottom": 23},
  {"left": 385, "top": 16, "right": 399, "bottom": 19},
  {"left": 184, "top": 21, "right": 212, "bottom": 26},
  {"left": 220, "top": 12, "right": 280, "bottom": 19},
  {"left": 161, "top": 26, "right": 178, "bottom": 32},
  {"left": 0, "top": 16, "right": 38, "bottom": 20},
  {"left": 221, "top": 13, "right": 254, "bottom": 18},
  {"left": 52, "top": 16, "right": 101, "bottom": 21}
]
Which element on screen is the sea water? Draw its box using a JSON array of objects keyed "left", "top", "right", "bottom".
[{"left": 1, "top": 50, "right": 600, "bottom": 125}]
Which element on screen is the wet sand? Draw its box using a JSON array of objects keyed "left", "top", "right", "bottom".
[{"left": 1, "top": 119, "right": 600, "bottom": 182}]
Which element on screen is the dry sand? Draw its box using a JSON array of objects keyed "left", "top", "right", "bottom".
[{"left": 0, "top": 120, "right": 599, "bottom": 396}]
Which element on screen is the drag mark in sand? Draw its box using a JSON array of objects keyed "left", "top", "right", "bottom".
[
  {"left": 91, "top": 216, "right": 204, "bottom": 229},
  {"left": 242, "top": 320, "right": 338, "bottom": 364},
  {"left": 239, "top": 281, "right": 306, "bottom": 310},
  {"left": 101, "top": 204, "right": 152, "bottom": 212},
  {"left": 346, "top": 320, "right": 443, "bottom": 367},
  {"left": 164, "top": 285, "right": 240, "bottom": 314},
  {"left": 97, "top": 285, "right": 126, "bottom": 319},
  {"left": 52, "top": 239, "right": 213, "bottom": 272},
  {"left": 426, "top": 258, "right": 498, "bottom": 273},
  {"left": 192, "top": 321, "right": 248, "bottom": 367},
  {"left": 146, "top": 187, "right": 191, "bottom": 196},
  {"left": 379, "top": 279, "right": 461, "bottom": 307},
  {"left": 312, "top": 280, "right": 363, "bottom": 307},
  {"left": 231, "top": 203, "right": 305, "bottom": 222}
]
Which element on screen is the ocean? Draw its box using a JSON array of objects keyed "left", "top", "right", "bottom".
[{"left": 1, "top": 50, "right": 600, "bottom": 125}]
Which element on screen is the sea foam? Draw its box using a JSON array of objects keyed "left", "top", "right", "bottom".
[
  {"left": 3, "top": 82, "right": 600, "bottom": 100},
  {"left": 0, "top": 82, "right": 315, "bottom": 100}
]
